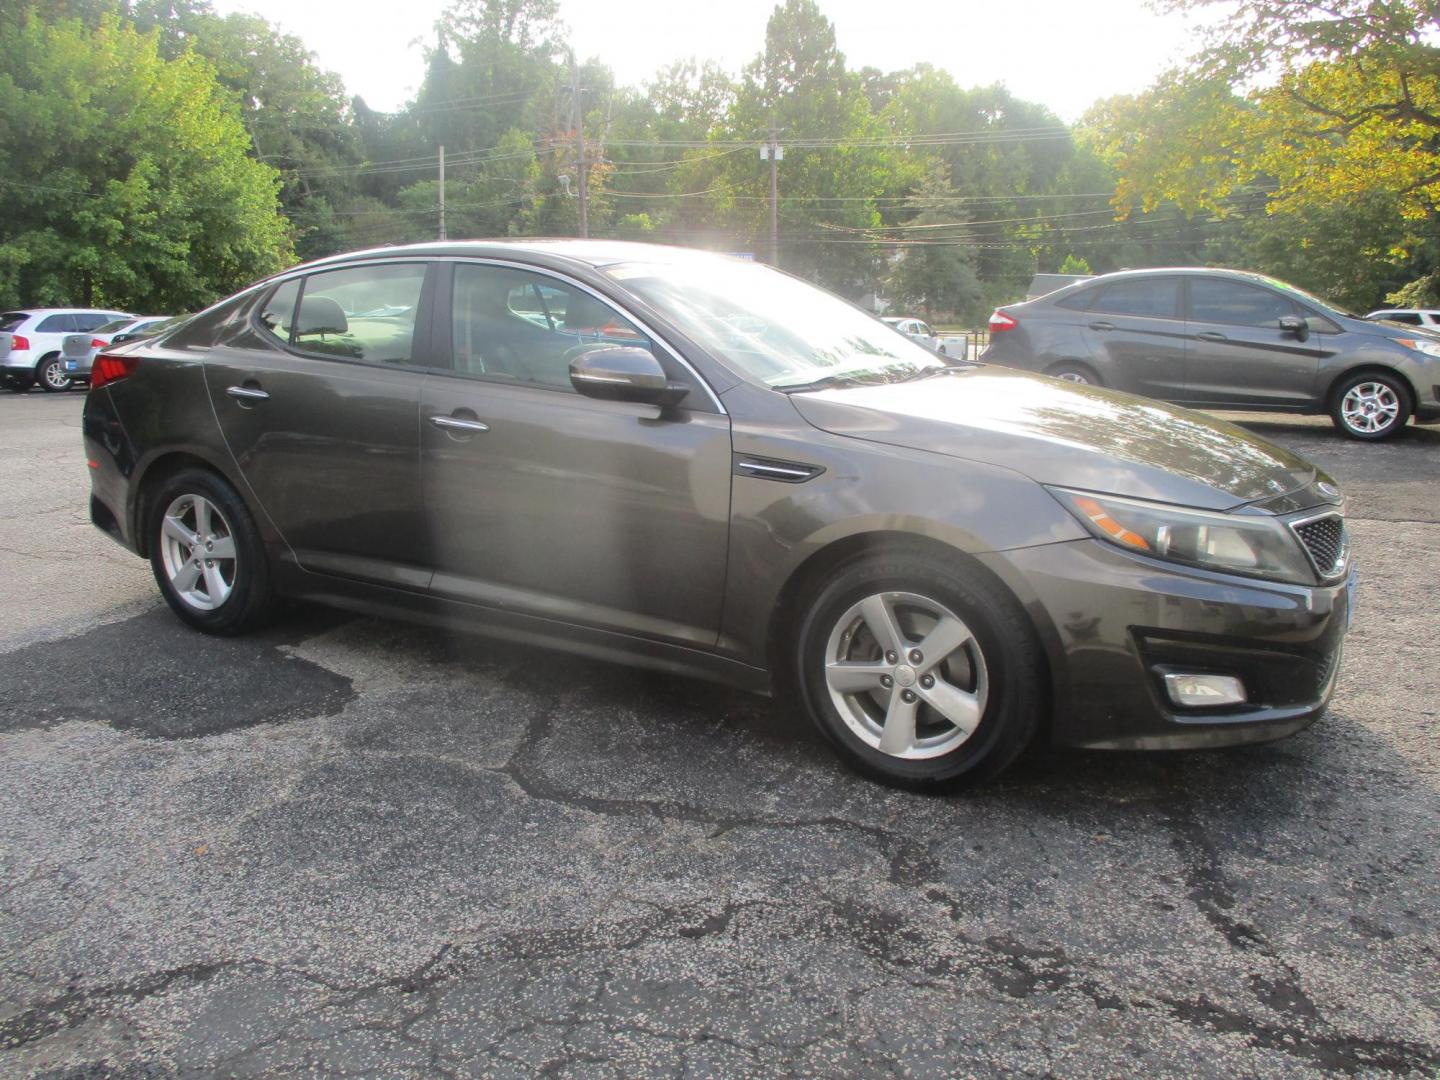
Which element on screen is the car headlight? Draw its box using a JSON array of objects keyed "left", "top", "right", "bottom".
[
  {"left": 1048, "top": 487, "right": 1316, "bottom": 585},
  {"left": 1396, "top": 337, "right": 1440, "bottom": 358}
]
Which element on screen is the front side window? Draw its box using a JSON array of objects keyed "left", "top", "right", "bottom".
[
  {"left": 1189, "top": 279, "right": 1297, "bottom": 328},
  {"left": 451, "top": 264, "right": 649, "bottom": 391},
  {"left": 1090, "top": 279, "right": 1180, "bottom": 319},
  {"left": 293, "top": 264, "right": 426, "bottom": 363}
]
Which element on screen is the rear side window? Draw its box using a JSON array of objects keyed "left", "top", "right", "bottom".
[
  {"left": 1385, "top": 312, "right": 1422, "bottom": 325},
  {"left": 1189, "top": 279, "right": 1298, "bottom": 327},
  {"left": 257, "top": 280, "right": 300, "bottom": 343},
  {"left": 0, "top": 313, "right": 26, "bottom": 332},
  {"left": 36, "top": 314, "right": 74, "bottom": 332},
  {"left": 293, "top": 263, "right": 426, "bottom": 364},
  {"left": 1090, "top": 279, "right": 1180, "bottom": 319}
]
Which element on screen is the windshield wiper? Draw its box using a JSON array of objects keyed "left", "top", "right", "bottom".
[{"left": 777, "top": 373, "right": 885, "bottom": 393}]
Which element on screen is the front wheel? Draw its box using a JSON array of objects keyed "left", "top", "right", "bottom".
[
  {"left": 794, "top": 551, "right": 1045, "bottom": 790},
  {"left": 147, "top": 468, "right": 276, "bottom": 635},
  {"left": 1330, "top": 371, "right": 1410, "bottom": 440},
  {"left": 36, "top": 355, "right": 71, "bottom": 392}
]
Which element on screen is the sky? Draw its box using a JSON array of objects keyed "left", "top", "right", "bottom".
[{"left": 210, "top": 0, "right": 1206, "bottom": 122}]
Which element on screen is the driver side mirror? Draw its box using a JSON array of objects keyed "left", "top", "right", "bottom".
[
  {"left": 569, "top": 346, "right": 690, "bottom": 409},
  {"left": 1278, "top": 314, "right": 1310, "bottom": 342}
]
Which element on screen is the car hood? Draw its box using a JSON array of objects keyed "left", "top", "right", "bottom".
[{"left": 790, "top": 367, "right": 1316, "bottom": 510}]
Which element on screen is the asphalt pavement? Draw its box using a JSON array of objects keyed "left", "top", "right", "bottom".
[{"left": 1, "top": 392, "right": 1437, "bottom": 1077}]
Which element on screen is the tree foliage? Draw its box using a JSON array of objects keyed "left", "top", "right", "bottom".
[{"left": 0, "top": 11, "right": 292, "bottom": 310}]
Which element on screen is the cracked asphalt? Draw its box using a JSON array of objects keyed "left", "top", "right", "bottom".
[{"left": 1, "top": 392, "right": 1438, "bottom": 1077}]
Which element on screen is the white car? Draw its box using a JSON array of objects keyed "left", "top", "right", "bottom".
[
  {"left": 1, "top": 308, "right": 133, "bottom": 393},
  {"left": 1365, "top": 308, "right": 1440, "bottom": 328},
  {"left": 881, "top": 316, "right": 968, "bottom": 360}
]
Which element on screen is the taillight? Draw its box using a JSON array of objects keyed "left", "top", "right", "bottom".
[
  {"left": 90, "top": 353, "right": 139, "bottom": 389},
  {"left": 11, "top": 334, "right": 30, "bottom": 351},
  {"left": 90, "top": 338, "right": 107, "bottom": 348},
  {"left": 988, "top": 310, "right": 1018, "bottom": 332}
]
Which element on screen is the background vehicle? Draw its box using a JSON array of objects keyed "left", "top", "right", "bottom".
[
  {"left": 84, "top": 242, "right": 1352, "bottom": 790},
  {"left": 982, "top": 267, "right": 1440, "bottom": 440},
  {"left": 882, "top": 315, "right": 949, "bottom": 354},
  {"left": 65, "top": 316, "right": 177, "bottom": 384},
  {"left": 1, "top": 308, "right": 132, "bottom": 392},
  {"left": 1365, "top": 307, "right": 1440, "bottom": 327}
]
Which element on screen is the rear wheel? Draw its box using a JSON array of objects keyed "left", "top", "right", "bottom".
[
  {"left": 147, "top": 468, "right": 275, "bottom": 635},
  {"left": 1330, "top": 371, "right": 1410, "bottom": 440},
  {"left": 1047, "top": 362, "right": 1099, "bottom": 386},
  {"left": 794, "top": 551, "right": 1044, "bottom": 790},
  {"left": 36, "top": 354, "right": 71, "bottom": 393}
]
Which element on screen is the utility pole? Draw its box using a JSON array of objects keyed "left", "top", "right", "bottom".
[
  {"left": 761, "top": 121, "right": 782, "bottom": 266},
  {"left": 570, "top": 56, "right": 589, "bottom": 238},
  {"left": 437, "top": 144, "right": 446, "bottom": 241}
]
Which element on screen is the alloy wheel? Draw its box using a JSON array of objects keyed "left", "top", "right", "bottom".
[
  {"left": 39, "top": 359, "right": 72, "bottom": 392},
  {"left": 159, "top": 493, "right": 238, "bottom": 611},
  {"left": 823, "top": 590, "right": 989, "bottom": 759},
  {"left": 1340, "top": 381, "right": 1400, "bottom": 435}
]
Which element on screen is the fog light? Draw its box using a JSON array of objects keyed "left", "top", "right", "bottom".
[{"left": 1164, "top": 673, "right": 1246, "bottom": 707}]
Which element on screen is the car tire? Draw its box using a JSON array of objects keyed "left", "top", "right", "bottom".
[
  {"left": 36, "top": 354, "right": 71, "bottom": 393},
  {"left": 793, "top": 550, "right": 1044, "bottom": 791},
  {"left": 147, "top": 468, "right": 276, "bottom": 635},
  {"left": 1047, "top": 362, "right": 1099, "bottom": 386},
  {"left": 1330, "top": 371, "right": 1411, "bottom": 441}
]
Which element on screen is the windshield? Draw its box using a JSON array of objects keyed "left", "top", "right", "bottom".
[{"left": 603, "top": 258, "right": 945, "bottom": 389}]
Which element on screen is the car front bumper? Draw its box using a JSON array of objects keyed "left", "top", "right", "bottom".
[{"left": 983, "top": 537, "right": 1351, "bottom": 750}]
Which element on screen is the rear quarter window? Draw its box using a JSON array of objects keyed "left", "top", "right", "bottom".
[{"left": 0, "top": 313, "right": 29, "bottom": 333}]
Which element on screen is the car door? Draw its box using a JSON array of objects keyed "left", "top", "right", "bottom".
[
  {"left": 1077, "top": 277, "right": 1187, "bottom": 397},
  {"left": 201, "top": 260, "right": 438, "bottom": 589},
  {"left": 419, "top": 261, "right": 732, "bottom": 648},
  {"left": 1182, "top": 277, "right": 1322, "bottom": 408}
]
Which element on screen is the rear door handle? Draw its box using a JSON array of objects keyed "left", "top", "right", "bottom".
[
  {"left": 225, "top": 385, "right": 269, "bottom": 402},
  {"left": 429, "top": 414, "right": 490, "bottom": 433},
  {"left": 1195, "top": 331, "right": 1228, "bottom": 342},
  {"left": 1088, "top": 321, "right": 1115, "bottom": 331}
]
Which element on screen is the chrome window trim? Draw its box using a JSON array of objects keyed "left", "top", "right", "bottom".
[{"left": 433, "top": 256, "right": 728, "bottom": 415}]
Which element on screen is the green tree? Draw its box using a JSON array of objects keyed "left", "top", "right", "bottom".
[
  {"left": 884, "top": 160, "right": 984, "bottom": 322},
  {"left": 0, "top": 14, "right": 292, "bottom": 310}
]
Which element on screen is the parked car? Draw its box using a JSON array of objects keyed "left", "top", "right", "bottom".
[
  {"left": 64, "top": 316, "right": 177, "bottom": 384},
  {"left": 84, "top": 242, "right": 1353, "bottom": 789},
  {"left": 982, "top": 268, "right": 1440, "bottom": 440},
  {"left": 0, "top": 308, "right": 133, "bottom": 392},
  {"left": 882, "top": 316, "right": 951, "bottom": 355},
  {"left": 1365, "top": 307, "right": 1440, "bottom": 328}
]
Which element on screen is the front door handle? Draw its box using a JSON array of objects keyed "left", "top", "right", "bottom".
[
  {"left": 225, "top": 385, "right": 269, "bottom": 402},
  {"left": 1195, "top": 331, "right": 1228, "bottom": 342},
  {"left": 1088, "top": 321, "right": 1115, "bottom": 332},
  {"left": 429, "top": 414, "right": 490, "bottom": 433}
]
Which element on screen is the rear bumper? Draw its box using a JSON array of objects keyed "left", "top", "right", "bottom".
[
  {"left": 1, "top": 350, "right": 36, "bottom": 371},
  {"left": 83, "top": 387, "right": 143, "bottom": 555},
  {"left": 984, "top": 538, "right": 1351, "bottom": 751}
]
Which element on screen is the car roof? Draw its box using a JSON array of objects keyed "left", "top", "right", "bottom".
[
  {"left": 283, "top": 238, "right": 735, "bottom": 276},
  {"left": 4, "top": 307, "right": 131, "bottom": 316}
]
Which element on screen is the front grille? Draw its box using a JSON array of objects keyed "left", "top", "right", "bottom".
[{"left": 1292, "top": 514, "right": 1347, "bottom": 579}]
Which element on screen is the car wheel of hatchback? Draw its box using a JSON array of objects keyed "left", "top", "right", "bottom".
[
  {"left": 148, "top": 469, "right": 275, "bottom": 635},
  {"left": 37, "top": 355, "right": 71, "bottom": 393},
  {"left": 1047, "top": 363, "right": 1098, "bottom": 386},
  {"left": 1331, "top": 371, "right": 1410, "bottom": 440},
  {"left": 795, "top": 551, "right": 1043, "bottom": 790}
]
